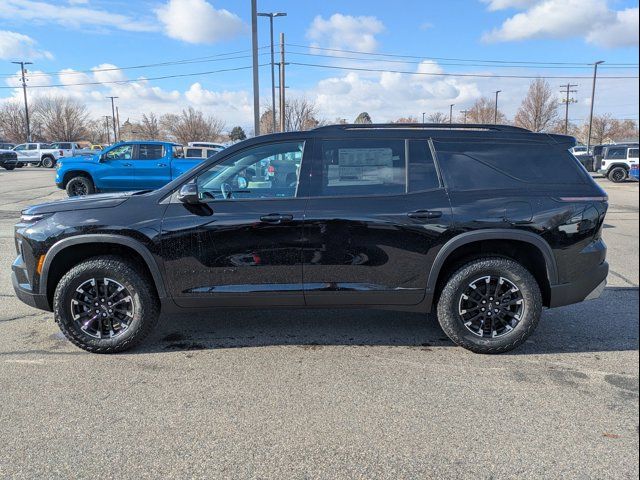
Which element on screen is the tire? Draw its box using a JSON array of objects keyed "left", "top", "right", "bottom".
[
  {"left": 53, "top": 256, "right": 160, "bottom": 354},
  {"left": 437, "top": 257, "right": 543, "bottom": 354},
  {"left": 608, "top": 166, "right": 627, "bottom": 183},
  {"left": 41, "top": 156, "right": 55, "bottom": 168},
  {"left": 3, "top": 165, "right": 15, "bottom": 171},
  {"left": 66, "top": 175, "right": 95, "bottom": 196}
]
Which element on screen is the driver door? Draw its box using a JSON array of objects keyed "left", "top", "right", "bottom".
[
  {"left": 98, "top": 144, "right": 135, "bottom": 191},
  {"left": 160, "top": 139, "right": 311, "bottom": 308}
]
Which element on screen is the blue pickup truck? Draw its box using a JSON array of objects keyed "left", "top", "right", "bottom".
[{"left": 55, "top": 141, "right": 204, "bottom": 196}]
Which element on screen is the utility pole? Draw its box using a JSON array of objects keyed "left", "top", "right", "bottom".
[
  {"left": 560, "top": 83, "right": 578, "bottom": 135},
  {"left": 449, "top": 104, "right": 454, "bottom": 124},
  {"left": 587, "top": 61, "right": 604, "bottom": 154},
  {"left": 11, "top": 61, "right": 33, "bottom": 142},
  {"left": 494, "top": 90, "right": 502, "bottom": 124},
  {"left": 104, "top": 116, "right": 111, "bottom": 144},
  {"left": 258, "top": 12, "right": 287, "bottom": 133},
  {"left": 422, "top": 112, "right": 426, "bottom": 124},
  {"left": 116, "top": 106, "right": 121, "bottom": 140},
  {"left": 460, "top": 109, "right": 469, "bottom": 124},
  {"left": 251, "top": 0, "right": 260, "bottom": 136},
  {"left": 106, "top": 96, "right": 118, "bottom": 142},
  {"left": 279, "top": 32, "right": 286, "bottom": 132}
]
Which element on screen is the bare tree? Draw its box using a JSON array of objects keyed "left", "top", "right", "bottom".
[
  {"left": 138, "top": 113, "right": 162, "bottom": 140},
  {"left": 467, "top": 97, "right": 506, "bottom": 124},
  {"left": 0, "top": 102, "right": 30, "bottom": 143},
  {"left": 85, "top": 118, "right": 110, "bottom": 144},
  {"left": 161, "top": 107, "right": 225, "bottom": 144},
  {"left": 514, "top": 79, "right": 558, "bottom": 132},
  {"left": 32, "top": 96, "right": 90, "bottom": 140},
  {"left": 354, "top": 112, "right": 372, "bottom": 124},
  {"left": 261, "top": 98, "right": 321, "bottom": 133},
  {"left": 426, "top": 112, "right": 448, "bottom": 123},
  {"left": 392, "top": 116, "right": 420, "bottom": 123}
]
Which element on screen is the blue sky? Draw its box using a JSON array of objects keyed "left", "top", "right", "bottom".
[{"left": 1, "top": 0, "right": 638, "bottom": 130}]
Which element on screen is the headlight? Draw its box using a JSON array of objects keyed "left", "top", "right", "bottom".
[
  {"left": 55, "top": 162, "right": 62, "bottom": 169},
  {"left": 20, "top": 213, "right": 51, "bottom": 223}
]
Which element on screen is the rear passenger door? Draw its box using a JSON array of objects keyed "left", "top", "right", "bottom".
[
  {"left": 132, "top": 143, "right": 171, "bottom": 190},
  {"left": 303, "top": 137, "right": 453, "bottom": 306}
]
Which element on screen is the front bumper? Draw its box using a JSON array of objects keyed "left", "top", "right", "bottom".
[
  {"left": 11, "top": 255, "right": 51, "bottom": 311},
  {"left": 548, "top": 261, "right": 609, "bottom": 308}
]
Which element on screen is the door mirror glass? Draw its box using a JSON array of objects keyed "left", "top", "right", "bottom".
[{"left": 177, "top": 183, "right": 200, "bottom": 204}]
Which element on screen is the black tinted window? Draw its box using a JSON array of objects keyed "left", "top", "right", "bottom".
[
  {"left": 318, "top": 139, "right": 405, "bottom": 196},
  {"left": 186, "top": 148, "right": 202, "bottom": 158},
  {"left": 408, "top": 140, "right": 440, "bottom": 191},
  {"left": 605, "top": 148, "right": 626, "bottom": 159},
  {"left": 434, "top": 141, "right": 587, "bottom": 190},
  {"left": 628, "top": 148, "right": 638, "bottom": 159},
  {"left": 138, "top": 144, "right": 164, "bottom": 160}
]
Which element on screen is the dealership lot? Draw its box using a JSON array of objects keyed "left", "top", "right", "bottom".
[{"left": 0, "top": 168, "right": 638, "bottom": 478}]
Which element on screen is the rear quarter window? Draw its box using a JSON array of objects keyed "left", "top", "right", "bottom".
[{"left": 433, "top": 141, "right": 587, "bottom": 190}]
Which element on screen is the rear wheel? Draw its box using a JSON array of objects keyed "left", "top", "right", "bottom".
[
  {"left": 66, "top": 176, "right": 95, "bottom": 196},
  {"left": 53, "top": 256, "right": 160, "bottom": 353},
  {"left": 41, "top": 156, "right": 55, "bottom": 168},
  {"left": 437, "top": 257, "right": 542, "bottom": 354},
  {"left": 3, "top": 165, "right": 15, "bottom": 170},
  {"left": 608, "top": 166, "right": 627, "bottom": 183}
]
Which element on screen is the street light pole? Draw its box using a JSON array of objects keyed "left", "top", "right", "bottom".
[
  {"left": 422, "top": 112, "right": 426, "bottom": 124},
  {"left": 11, "top": 61, "right": 33, "bottom": 142},
  {"left": 106, "top": 96, "right": 119, "bottom": 142},
  {"left": 449, "top": 104, "right": 454, "bottom": 124},
  {"left": 586, "top": 61, "right": 604, "bottom": 154},
  {"left": 460, "top": 109, "right": 469, "bottom": 124},
  {"left": 494, "top": 90, "right": 502, "bottom": 124},
  {"left": 258, "top": 12, "right": 287, "bottom": 133},
  {"left": 251, "top": 0, "right": 260, "bottom": 136}
]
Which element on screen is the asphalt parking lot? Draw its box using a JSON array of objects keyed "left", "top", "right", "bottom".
[{"left": 0, "top": 168, "right": 638, "bottom": 479}]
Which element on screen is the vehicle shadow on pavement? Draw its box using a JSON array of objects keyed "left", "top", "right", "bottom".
[{"left": 136, "top": 287, "right": 639, "bottom": 356}]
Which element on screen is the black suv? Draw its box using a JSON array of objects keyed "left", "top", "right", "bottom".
[{"left": 12, "top": 124, "right": 609, "bottom": 354}]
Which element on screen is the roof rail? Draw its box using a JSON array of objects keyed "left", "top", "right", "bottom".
[{"left": 313, "top": 123, "right": 532, "bottom": 133}]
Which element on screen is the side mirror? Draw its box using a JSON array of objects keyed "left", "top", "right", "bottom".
[
  {"left": 177, "top": 183, "right": 200, "bottom": 204},
  {"left": 99, "top": 153, "right": 106, "bottom": 162}
]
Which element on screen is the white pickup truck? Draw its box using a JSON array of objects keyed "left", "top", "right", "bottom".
[
  {"left": 13, "top": 142, "right": 92, "bottom": 168},
  {"left": 13, "top": 143, "right": 62, "bottom": 168}
]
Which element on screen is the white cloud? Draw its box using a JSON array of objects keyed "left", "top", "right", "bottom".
[
  {"left": 155, "top": 0, "right": 245, "bottom": 44},
  {"left": 307, "top": 14, "right": 385, "bottom": 53},
  {"left": 482, "top": 0, "right": 639, "bottom": 48},
  {"left": 587, "top": 7, "right": 639, "bottom": 48},
  {"left": 482, "top": 0, "right": 538, "bottom": 11},
  {"left": 0, "top": 30, "right": 52, "bottom": 60},
  {"left": 0, "top": 0, "right": 156, "bottom": 32}
]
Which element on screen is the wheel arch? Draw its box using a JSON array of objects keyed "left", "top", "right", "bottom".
[
  {"left": 40, "top": 234, "right": 167, "bottom": 306},
  {"left": 62, "top": 170, "right": 94, "bottom": 188},
  {"left": 427, "top": 229, "right": 558, "bottom": 305},
  {"left": 606, "top": 162, "right": 630, "bottom": 173}
]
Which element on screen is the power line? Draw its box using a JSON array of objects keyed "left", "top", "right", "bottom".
[
  {"left": 286, "top": 50, "right": 639, "bottom": 70},
  {"left": 287, "top": 61, "right": 639, "bottom": 80},
  {"left": 0, "top": 47, "right": 271, "bottom": 79},
  {"left": 286, "top": 43, "right": 639, "bottom": 67},
  {"left": 0, "top": 64, "right": 269, "bottom": 90}
]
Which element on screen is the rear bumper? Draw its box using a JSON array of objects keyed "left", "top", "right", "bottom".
[{"left": 548, "top": 261, "right": 609, "bottom": 308}]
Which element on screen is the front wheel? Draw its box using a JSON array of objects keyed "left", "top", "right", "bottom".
[
  {"left": 608, "top": 166, "right": 627, "bottom": 183},
  {"left": 3, "top": 165, "right": 15, "bottom": 170},
  {"left": 53, "top": 256, "right": 160, "bottom": 353},
  {"left": 41, "top": 156, "right": 55, "bottom": 168},
  {"left": 437, "top": 257, "right": 542, "bottom": 354},
  {"left": 66, "top": 176, "right": 95, "bottom": 196}
]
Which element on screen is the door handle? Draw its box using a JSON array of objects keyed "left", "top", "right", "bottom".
[
  {"left": 260, "top": 213, "right": 293, "bottom": 223},
  {"left": 407, "top": 210, "right": 442, "bottom": 219},
  {"left": 122, "top": 162, "right": 132, "bottom": 167},
  {"left": 157, "top": 163, "right": 167, "bottom": 167}
]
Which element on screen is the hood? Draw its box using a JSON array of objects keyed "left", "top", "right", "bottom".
[
  {"left": 22, "top": 191, "right": 138, "bottom": 215},
  {"left": 58, "top": 153, "right": 100, "bottom": 164}
]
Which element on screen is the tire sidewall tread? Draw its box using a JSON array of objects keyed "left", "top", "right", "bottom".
[
  {"left": 437, "top": 257, "right": 542, "bottom": 354},
  {"left": 53, "top": 256, "right": 159, "bottom": 353}
]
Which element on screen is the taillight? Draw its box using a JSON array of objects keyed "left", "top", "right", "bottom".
[{"left": 59, "top": 150, "right": 64, "bottom": 156}]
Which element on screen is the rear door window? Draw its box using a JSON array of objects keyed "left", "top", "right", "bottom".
[
  {"left": 137, "top": 144, "right": 164, "bottom": 160},
  {"left": 314, "top": 139, "right": 405, "bottom": 197},
  {"left": 408, "top": 140, "right": 440, "bottom": 191},
  {"left": 433, "top": 140, "right": 587, "bottom": 190},
  {"left": 605, "top": 147, "right": 627, "bottom": 159}
]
